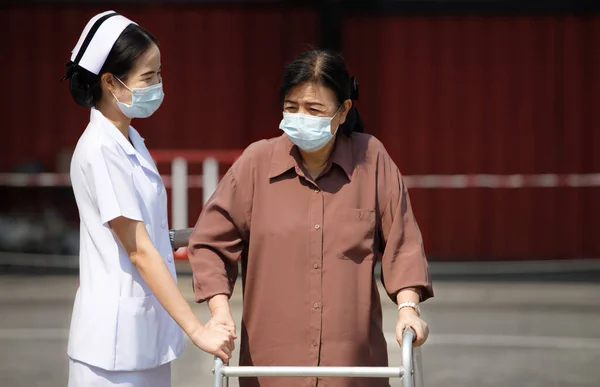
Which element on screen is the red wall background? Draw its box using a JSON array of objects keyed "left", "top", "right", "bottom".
[
  {"left": 343, "top": 15, "right": 600, "bottom": 260},
  {"left": 0, "top": 4, "right": 318, "bottom": 168},
  {"left": 1, "top": 4, "right": 598, "bottom": 260}
]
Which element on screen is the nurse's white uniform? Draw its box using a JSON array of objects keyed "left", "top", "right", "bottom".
[
  {"left": 65, "top": 12, "right": 184, "bottom": 386},
  {"left": 67, "top": 109, "right": 184, "bottom": 386}
]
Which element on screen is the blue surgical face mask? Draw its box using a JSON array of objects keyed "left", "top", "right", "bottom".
[
  {"left": 279, "top": 109, "right": 340, "bottom": 152},
  {"left": 112, "top": 77, "right": 164, "bottom": 119}
]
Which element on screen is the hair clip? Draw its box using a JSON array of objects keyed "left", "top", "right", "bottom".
[
  {"left": 61, "top": 61, "right": 77, "bottom": 82},
  {"left": 350, "top": 76, "right": 359, "bottom": 101}
]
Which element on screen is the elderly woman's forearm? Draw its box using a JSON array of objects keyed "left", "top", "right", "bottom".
[
  {"left": 396, "top": 288, "right": 420, "bottom": 304},
  {"left": 207, "top": 294, "right": 233, "bottom": 318}
]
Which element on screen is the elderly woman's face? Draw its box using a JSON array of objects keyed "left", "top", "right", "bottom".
[{"left": 283, "top": 82, "right": 350, "bottom": 134}]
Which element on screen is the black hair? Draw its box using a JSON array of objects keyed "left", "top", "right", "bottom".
[
  {"left": 279, "top": 49, "right": 365, "bottom": 136},
  {"left": 67, "top": 24, "right": 158, "bottom": 108}
]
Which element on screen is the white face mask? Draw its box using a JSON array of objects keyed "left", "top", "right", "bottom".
[
  {"left": 279, "top": 109, "right": 340, "bottom": 152},
  {"left": 112, "top": 77, "right": 164, "bottom": 119}
]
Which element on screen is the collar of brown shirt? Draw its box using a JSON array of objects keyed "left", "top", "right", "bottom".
[{"left": 267, "top": 134, "right": 355, "bottom": 181}]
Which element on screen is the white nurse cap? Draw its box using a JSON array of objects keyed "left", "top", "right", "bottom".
[{"left": 64, "top": 11, "right": 136, "bottom": 79}]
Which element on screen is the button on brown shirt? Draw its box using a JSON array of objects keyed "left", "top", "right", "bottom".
[{"left": 188, "top": 133, "right": 433, "bottom": 387}]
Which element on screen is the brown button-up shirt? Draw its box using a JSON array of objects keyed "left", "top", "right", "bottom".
[{"left": 188, "top": 133, "right": 433, "bottom": 387}]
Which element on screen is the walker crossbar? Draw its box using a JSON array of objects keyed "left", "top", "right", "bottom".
[{"left": 212, "top": 327, "right": 420, "bottom": 387}]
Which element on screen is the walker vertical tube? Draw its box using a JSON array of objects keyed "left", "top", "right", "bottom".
[
  {"left": 402, "top": 327, "right": 415, "bottom": 387},
  {"left": 213, "top": 356, "right": 224, "bottom": 387}
]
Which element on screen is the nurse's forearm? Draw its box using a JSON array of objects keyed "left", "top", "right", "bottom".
[
  {"left": 132, "top": 248, "right": 202, "bottom": 335},
  {"left": 110, "top": 218, "right": 202, "bottom": 336}
]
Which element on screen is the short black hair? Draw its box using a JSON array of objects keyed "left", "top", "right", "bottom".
[
  {"left": 279, "top": 50, "right": 364, "bottom": 136},
  {"left": 68, "top": 24, "right": 158, "bottom": 108}
]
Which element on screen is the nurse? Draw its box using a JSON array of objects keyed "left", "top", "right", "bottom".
[{"left": 63, "top": 11, "right": 235, "bottom": 387}]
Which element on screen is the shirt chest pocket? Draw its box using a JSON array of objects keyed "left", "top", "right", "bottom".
[{"left": 333, "top": 209, "right": 376, "bottom": 262}]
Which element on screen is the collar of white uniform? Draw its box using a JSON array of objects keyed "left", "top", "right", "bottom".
[{"left": 90, "top": 108, "right": 144, "bottom": 156}]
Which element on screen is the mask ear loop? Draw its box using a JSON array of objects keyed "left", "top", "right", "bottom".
[
  {"left": 330, "top": 106, "right": 342, "bottom": 136},
  {"left": 114, "top": 76, "right": 132, "bottom": 92},
  {"left": 111, "top": 76, "right": 133, "bottom": 107}
]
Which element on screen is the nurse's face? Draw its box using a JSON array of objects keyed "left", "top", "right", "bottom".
[{"left": 109, "top": 43, "right": 162, "bottom": 106}]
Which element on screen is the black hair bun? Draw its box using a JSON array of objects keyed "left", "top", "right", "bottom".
[
  {"left": 69, "top": 72, "right": 95, "bottom": 108},
  {"left": 350, "top": 76, "right": 359, "bottom": 101},
  {"left": 68, "top": 69, "right": 102, "bottom": 108}
]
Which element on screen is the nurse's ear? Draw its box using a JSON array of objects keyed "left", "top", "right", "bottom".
[
  {"left": 101, "top": 73, "right": 119, "bottom": 94},
  {"left": 101, "top": 73, "right": 131, "bottom": 105}
]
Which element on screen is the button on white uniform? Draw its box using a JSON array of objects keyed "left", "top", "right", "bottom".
[{"left": 161, "top": 220, "right": 167, "bottom": 229}]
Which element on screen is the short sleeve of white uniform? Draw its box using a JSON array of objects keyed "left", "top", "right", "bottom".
[{"left": 82, "top": 146, "right": 144, "bottom": 226}]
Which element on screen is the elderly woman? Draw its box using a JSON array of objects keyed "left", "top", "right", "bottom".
[{"left": 184, "top": 49, "right": 433, "bottom": 387}]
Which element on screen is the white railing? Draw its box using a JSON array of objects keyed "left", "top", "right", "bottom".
[
  {"left": 2, "top": 147, "right": 599, "bottom": 232},
  {"left": 151, "top": 150, "right": 240, "bottom": 230}
]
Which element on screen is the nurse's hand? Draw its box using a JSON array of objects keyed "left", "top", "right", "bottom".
[
  {"left": 189, "top": 324, "right": 236, "bottom": 361},
  {"left": 396, "top": 308, "right": 429, "bottom": 347}
]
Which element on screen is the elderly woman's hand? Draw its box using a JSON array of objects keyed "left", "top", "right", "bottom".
[
  {"left": 206, "top": 295, "right": 237, "bottom": 337},
  {"left": 205, "top": 309, "right": 236, "bottom": 337},
  {"left": 396, "top": 308, "right": 429, "bottom": 347}
]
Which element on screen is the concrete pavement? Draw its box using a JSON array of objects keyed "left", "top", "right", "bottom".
[{"left": 0, "top": 274, "right": 598, "bottom": 387}]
